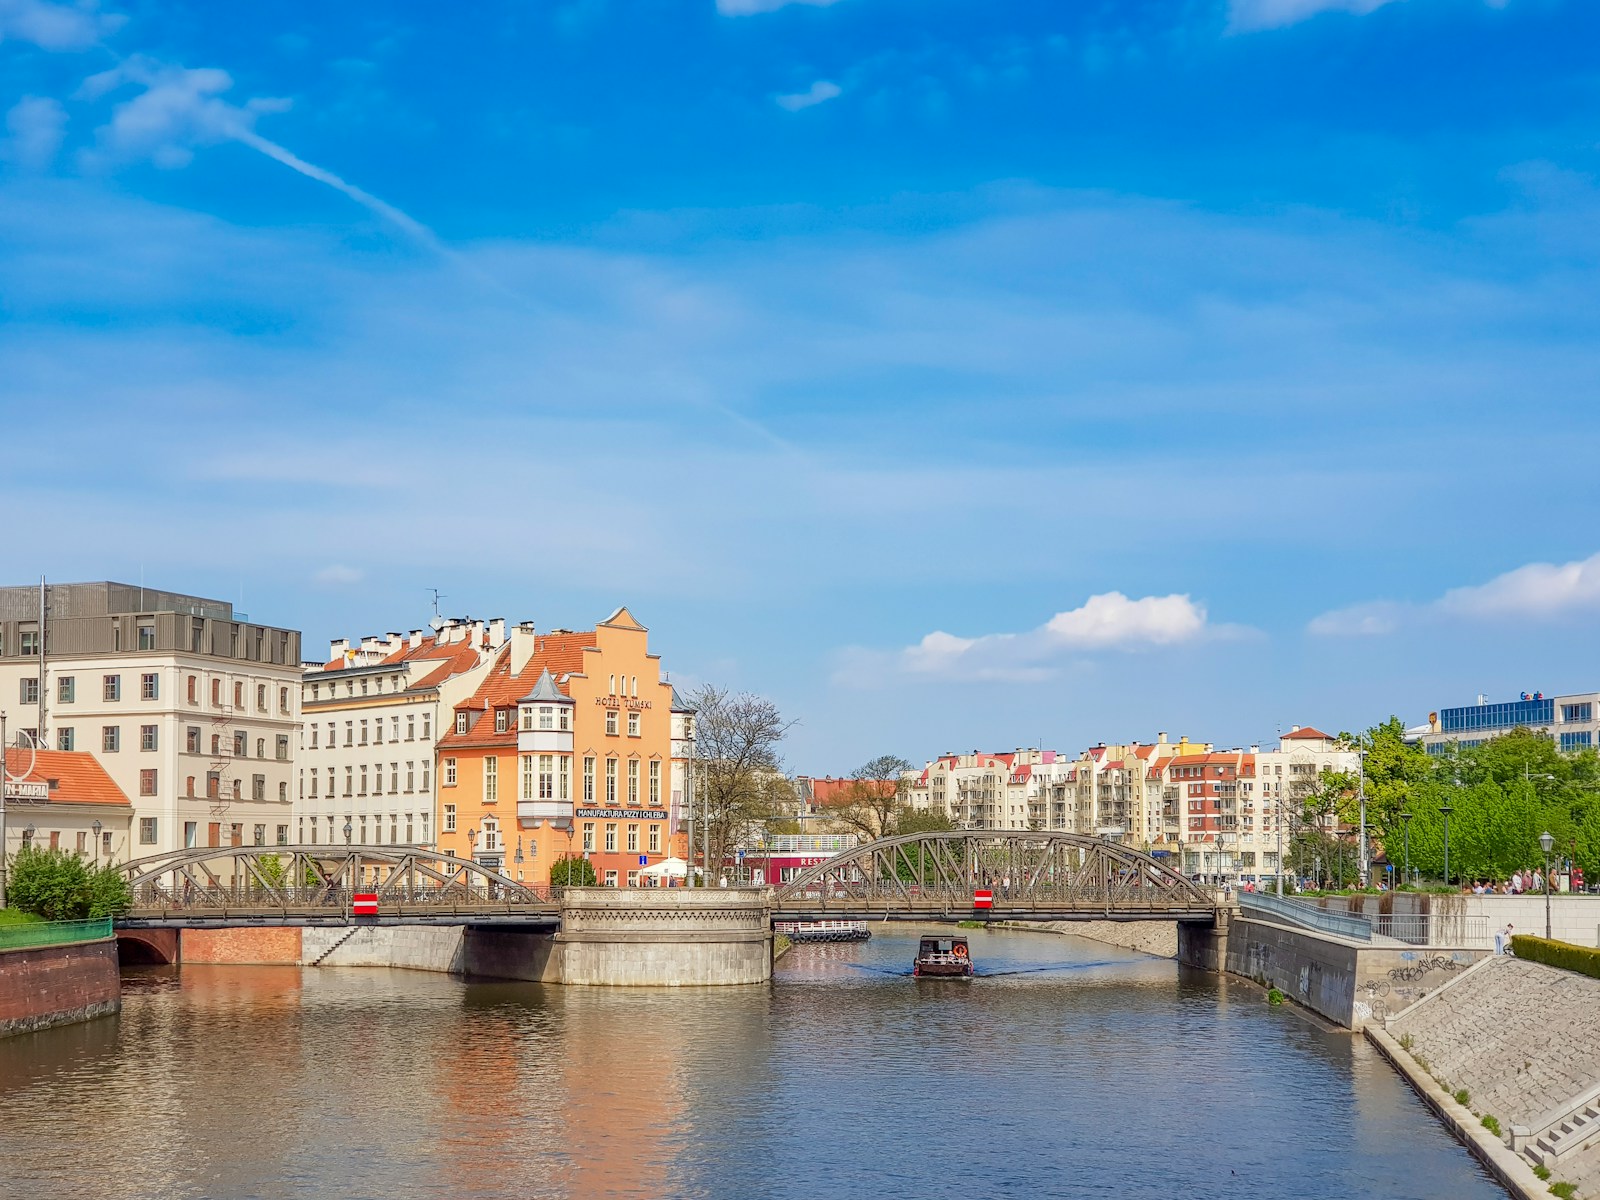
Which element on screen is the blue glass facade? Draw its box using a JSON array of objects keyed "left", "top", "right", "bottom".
[
  {"left": 1439, "top": 699, "right": 1554, "bottom": 734},
  {"left": 1560, "top": 731, "right": 1594, "bottom": 750},
  {"left": 1563, "top": 703, "right": 1594, "bottom": 724}
]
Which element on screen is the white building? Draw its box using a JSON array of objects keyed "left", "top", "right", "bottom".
[
  {"left": 297, "top": 618, "right": 501, "bottom": 849},
  {"left": 1417, "top": 690, "right": 1600, "bottom": 756},
  {"left": 0, "top": 581, "right": 301, "bottom": 857}
]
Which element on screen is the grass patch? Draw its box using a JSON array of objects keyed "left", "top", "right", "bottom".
[
  {"left": 773, "top": 934, "right": 793, "bottom": 960},
  {"left": 956, "top": 920, "right": 984, "bottom": 929},
  {"left": 0, "top": 909, "right": 45, "bottom": 927},
  {"left": 1534, "top": 1166, "right": 1552, "bottom": 1182},
  {"left": 1267, "top": 987, "right": 1285, "bottom": 1006},
  {"left": 1453, "top": 1089, "right": 1471, "bottom": 1107},
  {"left": 1550, "top": 1182, "right": 1576, "bottom": 1199},
  {"left": 1481, "top": 1115, "right": 1501, "bottom": 1137},
  {"left": 1398, "top": 1033, "right": 1415, "bottom": 1051}
]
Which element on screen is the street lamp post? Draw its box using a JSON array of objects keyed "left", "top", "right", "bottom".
[
  {"left": 1439, "top": 804, "right": 1454, "bottom": 889},
  {"left": 92, "top": 819, "right": 102, "bottom": 868},
  {"left": 1357, "top": 745, "right": 1368, "bottom": 888},
  {"left": 1540, "top": 830, "right": 1555, "bottom": 939},
  {"left": 1399, "top": 811, "right": 1412, "bottom": 886}
]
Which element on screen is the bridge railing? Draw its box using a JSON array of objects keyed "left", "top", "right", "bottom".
[
  {"left": 130, "top": 882, "right": 557, "bottom": 910},
  {"left": 1239, "top": 892, "right": 1373, "bottom": 941},
  {"left": 0, "top": 917, "right": 114, "bottom": 950}
]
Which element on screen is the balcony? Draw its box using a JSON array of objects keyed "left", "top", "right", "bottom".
[{"left": 517, "top": 800, "right": 574, "bottom": 823}]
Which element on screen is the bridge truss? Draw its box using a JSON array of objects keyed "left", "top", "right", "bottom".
[
  {"left": 120, "top": 844, "right": 551, "bottom": 912},
  {"left": 771, "top": 829, "right": 1215, "bottom": 920}
]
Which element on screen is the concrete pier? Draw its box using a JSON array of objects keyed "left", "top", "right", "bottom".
[{"left": 555, "top": 887, "right": 772, "bottom": 986}]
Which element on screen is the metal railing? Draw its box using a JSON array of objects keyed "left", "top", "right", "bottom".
[
  {"left": 1371, "top": 912, "right": 1492, "bottom": 948},
  {"left": 0, "top": 917, "right": 114, "bottom": 951},
  {"left": 1239, "top": 892, "right": 1373, "bottom": 941},
  {"left": 129, "top": 883, "right": 557, "bottom": 911}
]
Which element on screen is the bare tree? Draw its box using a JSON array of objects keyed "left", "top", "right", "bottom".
[
  {"left": 829, "top": 755, "right": 916, "bottom": 840},
  {"left": 687, "top": 685, "right": 796, "bottom": 880}
]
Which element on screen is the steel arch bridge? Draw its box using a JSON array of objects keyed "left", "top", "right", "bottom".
[
  {"left": 119, "top": 844, "right": 554, "bottom": 915},
  {"left": 771, "top": 829, "right": 1217, "bottom": 921}
]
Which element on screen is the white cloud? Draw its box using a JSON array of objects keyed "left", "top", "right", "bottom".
[
  {"left": 717, "top": 0, "right": 844, "bottom": 15},
  {"left": 313, "top": 564, "right": 364, "bottom": 588},
  {"left": 775, "top": 80, "right": 842, "bottom": 112},
  {"left": 866, "top": 592, "right": 1216, "bottom": 683},
  {"left": 1309, "top": 551, "right": 1600, "bottom": 635},
  {"left": 78, "top": 57, "right": 286, "bottom": 170},
  {"left": 1228, "top": 0, "right": 1509, "bottom": 33},
  {"left": 4, "top": 96, "right": 67, "bottom": 170},
  {"left": 0, "top": 0, "right": 118, "bottom": 50}
]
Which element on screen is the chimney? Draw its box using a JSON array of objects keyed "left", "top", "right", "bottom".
[
  {"left": 1290, "top": 725, "right": 1301, "bottom": 734},
  {"left": 510, "top": 622, "right": 538, "bottom": 676},
  {"left": 1250, "top": 745, "right": 1259, "bottom": 755},
  {"left": 329, "top": 638, "right": 349, "bottom": 661},
  {"left": 471, "top": 619, "right": 485, "bottom": 648},
  {"left": 408, "top": 629, "right": 424, "bottom": 651},
  {"left": 386, "top": 632, "right": 403, "bottom": 656},
  {"left": 1158, "top": 732, "right": 1168, "bottom": 744},
  {"left": 488, "top": 618, "right": 506, "bottom": 648}
]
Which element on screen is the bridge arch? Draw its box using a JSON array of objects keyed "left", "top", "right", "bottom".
[
  {"left": 119, "top": 845, "right": 547, "bottom": 908},
  {"left": 772, "top": 829, "right": 1214, "bottom": 918},
  {"left": 116, "top": 928, "right": 178, "bottom": 964}
]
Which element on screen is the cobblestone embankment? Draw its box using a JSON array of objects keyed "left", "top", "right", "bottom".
[
  {"left": 1022, "top": 920, "right": 1177, "bottom": 958},
  {"left": 1384, "top": 954, "right": 1600, "bottom": 1197}
]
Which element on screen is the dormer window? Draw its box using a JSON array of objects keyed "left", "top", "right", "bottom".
[
  {"left": 495, "top": 709, "right": 509, "bottom": 734},
  {"left": 455, "top": 712, "right": 468, "bottom": 735}
]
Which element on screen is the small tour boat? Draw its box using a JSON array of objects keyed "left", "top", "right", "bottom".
[{"left": 913, "top": 934, "right": 974, "bottom": 978}]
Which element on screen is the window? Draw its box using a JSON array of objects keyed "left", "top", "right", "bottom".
[
  {"left": 582, "top": 822, "right": 595, "bottom": 851},
  {"left": 421, "top": 760, "right": 429, "bottom": 791},
  {"left": 345, "top": 721, "right": 354, "bottom": 747},
  {"left": 234, "top": 681, "right": 244, "bottom": 708},
  {"left": 141, "top": 725, "right": 158, "bottom": 751},
  {"left": 139, "top": 817, "right": 157, "bottom": 844},
  {"left": 359, "top": 816, "right": 368, "bottom": 843},
  {"left": 206, "top": 771, "right": 220, "bottom": 799},
  {"left": 609, "top": 674, "right": 616, "bottom": 695},
  {"left": 1561, "top": 731, "right": 1594, "bottom": 750},
  {"left": 234, "top": 731, "right": 247, "bottom": 757},
  {"left": 1563, "top": 703, "right": 1595, "bottom": 725},
  {"left": 648, "top": 824, "right": 661, "bottom": 853},
  {"left": 539, "top": 706, "right": 554, "bottom": 731},
  {"left": 19, "top": 629, "right": 39, "bottom": 655},
  {"left": 559, "top": 755, "right": 570, "bottom": 801},
  {"left": 184, "top": 821, "right": 198, "bottom": 849},
  {"left": 103, "top": 726, "right": 120, "bottom": 752},
  {"left": 391, "top": 715, "right": 400, "bottom": 741},
  {"left": 360, "top": 720, "right": 369, "bottom": 745},
  {"left": 421, "top": 714, "right": 431, "bottom": 739},
  {"left": 141, "top": 673, "right": 159, "bottom": 700},
  {"left": 559, "top": 707, "right": 570, "bottom": 732},
  {"left": 604, "top": 823, "right": 617, "bottom": 852},
  {"left": 485, "top": 756, "right": 499, "bottom": 802},
  {"left": 19, "top": 677, "right": 38, "bottom": 704},
  {"left": 649, "top": 759, "right": 661, "bottom": 805},
  {"left": 344, "top": 767, "right": 353, "bottom": 797},
  {"left": 454, "top": 713, "right": 467, "bottom": 735},
  {"left": 211, "top": 678, "right": 221, "bottom": 706},
  {"left": 407, "top": 762, "right": 416, "bottom": 792},
  {"left": 628, "top": 758, "right": 639, "bottom": 805},
  {"left": 375, "top": 720, "right": 383, "bottom": 745},
  {"left": 57, "top": 676, "right": 74, "bottom": 703},
  {"left": 252, "top": 774, "right": 266, "bottom": 801},
  {"left": 606, "top": 709, "right": 618, "bottom": 736},
  {"left": 360, "top": 678, "right": 369, "bottom": 696},
  {"left": 310, "top": 772, "right": 319, "bottom": 798},
  {"left": 139, "top": 769, "right": 157, "bottom": 796},
  {"left": 390, "top": 763, "right": 399, "bottom": 792},
  {"left": 628, "top": 711, "right": 640, "bottom": 737},
  {"left": 627, "top": 824, "right": 639, "bottom": 852},
  {"left": 104, "top": 674, "right": 121, "bottom": 701},
  {"left": 583, "top": 757, "right": 595, "bottom": 802},
  {"left": 495, "top": 709, "right": 509, "bottom": 734},
  {"left": 277, "top": 824, "right": 289, "bottom": 846},
  {"left": 231, "top": 780, "right": 241, "bottom": 801},
  {"left": 52, "top": 726, "right": 75, "bottom": 752},
  {"left": 185, "top": 675, "right": 197, "bottom": 704},
  {"left": 606, "top": 758, "right": 617, "bottom": 804},
  {"left": 280, "top": 687, "right": 290, "bottom": 714},
  {"left": 359, "top": 766, "right": 368, "bottom": 795},
  {"left": 274, "top": 734, "right": 288, "bottom": 761},
  {"left": 539, "top": 754, "right": 554, "bottom": 800},
  {"left": 605, "top": 870, "right": 618, "bottom": 887},
  {"left": 186, "top": 726, "right": 200, "bottom": 754},
  {"left": 444, "top": 804, "right": 457, "bottom": 832},
  {"left": 253, "top": 824, "right": 266, "bottom": 847},
  {"left": 138, "top": 622, "right": 156, "bottom": 650},
  {"left": 406, "top": 814, "right": 414, "bottom": 842}
]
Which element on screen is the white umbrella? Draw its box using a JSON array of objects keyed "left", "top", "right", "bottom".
[{"left": 638, "top": 857, "right": 689, "bottom": 878}]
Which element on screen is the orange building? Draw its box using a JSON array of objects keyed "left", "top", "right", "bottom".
[{"left": 435, "top": 608, "right": 678, "bottom": 888}]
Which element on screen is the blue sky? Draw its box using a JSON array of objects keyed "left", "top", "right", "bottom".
[{"left": 2, "top": 0, "right": 1598, "bottom": 771}]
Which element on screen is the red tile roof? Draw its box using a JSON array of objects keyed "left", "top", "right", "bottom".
[
  {"left": 3, "top": 749, "right": 131, "bottom": 807},
  {"left": 1282, "top": 727, "right": 1335, "bottom": 741},
  {"left": 321, "top": 632, "right": 489, "bottom": 692},
  {"left": 438, "top": 632, "right": 600, "bottom": 748}
]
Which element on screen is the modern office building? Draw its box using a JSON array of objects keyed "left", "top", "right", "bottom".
[
  {"left": 0, "top": 581, "right": 301, "bottom": 856},
  {"left": 1417, "top": 690, "right": 1600, "bottom": 755}
]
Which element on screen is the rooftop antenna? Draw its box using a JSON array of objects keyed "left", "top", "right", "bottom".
[{"left": 427, "top": 588, "right": 446, "bottom": 620}]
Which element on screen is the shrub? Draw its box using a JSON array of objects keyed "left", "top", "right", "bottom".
[
  {"left": 548, "top": 855, "right": 597, "bottom": 888},
  {"left": 1534, "top": 1166, "right": 1551, "bottom": 1182},
  {"left": 7, "top": 846, "right": 130, "bottom": 920},
  {"left": 1550, "top": 1182, "right": 1576, "bottom": 1199},
  {"left": 1511, "top": 935, "right": 1600, "bottom": 981},
  {"left": 1398, "top": 1033, "right": 1415, "bottom": 1051},
  {"left": 1481, "top": 1115, "right": 1501, "bottom": 1137},
  {"left": 1453, "top": 1089, "right": 1471, "bottom": 1107},
  {"left": 1267, "top": 987, "right": 1285, "bottom": 1006}
]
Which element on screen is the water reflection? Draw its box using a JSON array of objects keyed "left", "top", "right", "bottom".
[{"left": 0, "top": 926, "right": 1505, "bottom": 1200}]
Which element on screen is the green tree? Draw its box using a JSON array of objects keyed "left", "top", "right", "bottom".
[
  {"left": 895, "top": 807, "right": 957, "bottom": 836},
  {"left": 549, "top": 855, "right": 597, "bottom": 888},
  {"left": 8, "top": 846, "right": 130, "bottom": 920},
  {"left": 829, "top": 755, "right": 915, "bottom": 840}
]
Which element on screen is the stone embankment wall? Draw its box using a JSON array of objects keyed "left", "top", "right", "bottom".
[
  {"left": 1227, "top": 918, "right": 1486, "bottom": 1028},
  {"left": 1029, "top": 920, "right": 1178, "bottom": 958},
  {"left": 1302, "top": 892, "right": 1600, "bottom": 948},
  {"left": 0, "top": 939, "right": 120, "bottom": 1037},
  {"left": 1387, "top": 956, "right": 1600, "bottom": 1136}
]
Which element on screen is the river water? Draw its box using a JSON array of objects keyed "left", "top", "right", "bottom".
[{"left": 0, "top": 926, "right": 1505, "bottom": 1199}]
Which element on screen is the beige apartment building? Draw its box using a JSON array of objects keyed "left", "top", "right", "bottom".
[{"left": 0, "top": 581, "right": 301, "bottom": 857}]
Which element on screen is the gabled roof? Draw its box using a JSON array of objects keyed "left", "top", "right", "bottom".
[
  {"left": 601, "top": 606, "right": 646, "bottom": 631},
  {"left": 439, "top": 631, "right": 600, "bottom": 748},
  {"left": 1282, "top": 726, "right": 1335, "bottom": 741},
  {"left": 2, "top": 749, "right": 131, "bottom": 807},
  {"left": 670, "top": 686, "right": 696, "bottom": 714}
]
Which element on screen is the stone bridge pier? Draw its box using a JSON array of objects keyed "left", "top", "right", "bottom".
[
  {"left": 1176, "top": 907, "right": 1232, "bottom": 972},
  {"left": 555, "top": 887, "right": 773, "bottom": 986}
]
